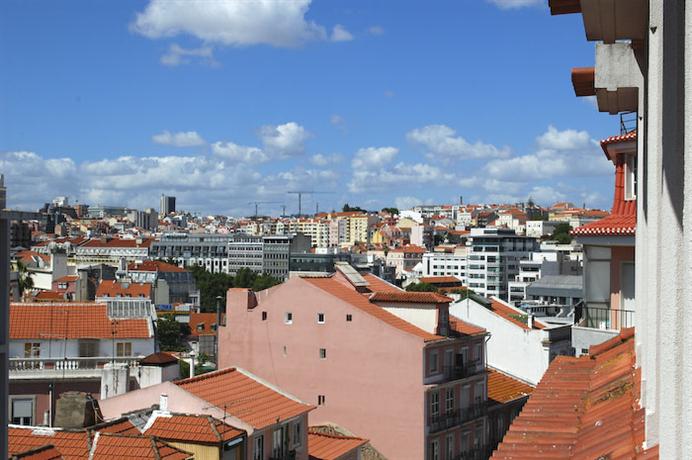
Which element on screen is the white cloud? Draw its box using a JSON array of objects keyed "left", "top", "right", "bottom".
[
  {"left": 152, "top": 130, "right": 206, "bottom": 147},
  {"left": 527, "top": 185, "right": 567, "bottom": 204},
  {"left": 485, "top": 126, "right": 611, "bottom": 181},
  {"left": 368, "top": 25, "right": 384, "bottom": 36},
  {"left": 394, "top": 196, "right": 422, "bottom": 210},
  {"left": 407, "top": 124, "right": 510, "bottom": 161},
  {"left": 211, "top": 141, "right": 268, "bottom": 163},
  {"left": 487, "top": 0, "right": 544, "bottom": 9},
  {"left": 259, "top": 122, "right": 310, "bottom": 157},
  {"left": 349, "top": 161, "right": 452, "bottom": 193},
  {"left": 330, "top": 114, "right": 345, "bottom": 126},
  {"left": 311, "top": 153, "right": 342, "bottom": 166},
  {"left": 331, "top": 24, "right": 353, "bottom": 42},
  {"left": 160, "top": 43, "right": 217, "bottom": 67},
  {"left": 351, "top": 146, "right": 398, "bottom": 169},
  {"left": 131, "top": 0, "right": 328, "bottom": 48}
]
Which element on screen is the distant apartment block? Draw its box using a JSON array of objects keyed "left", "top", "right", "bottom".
[
  {"left": 421, "top": 248, "right": 468, "bottom": 284},
  {"left": 467, "top": 228, "right": 538, "bottom": 299},
  {"left": 160, "top": 194, "right": 176, "bottom": 217}
]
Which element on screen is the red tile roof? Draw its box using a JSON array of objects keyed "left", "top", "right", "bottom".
[
  {"left": 16, "top": 250, "right": 50, "bottom": 265},
  {"left": 492, "top": 328, "right": 658, "bottom": 459},
  {"left": 81, "top": 238, "right": 153, "bottom": 248},
  {"left": 11, "top": 444, "right": 64, "bottom": 460},
  {"left": 139, "top": 352, "right": 178, "bottom": 366},
  {"left": 388, "top": 245, "right": 426, "bottom": 254},
  {"left": 33, "top": 291, "right": 67, "bottom": 301},
  {"left": 303, "top": 277, "right": 443, "bottom": 342},
  {"left": 8, "top": 427, "right": 90, "bottom": 459},
  {"left": 418, "top": 276, "right": 463, "bottom": 285},
  {"left": 308, "top": 430, "right": 368, "bottom": 460},
  {"left": 54, "top": 275, "right": 79, "bottom": 283},
  {"left": 487, "top": 368, "right": 534, "bottom": 404},
  {"left": 572, "top": 213, "right": 636, "bottom": 237},
  {"left": 487, "top": 299, "right": 545, "bottom": 331},
  {"left": 188, "top": 312, "right": 218, "bottom": 337},
  {"left": 361, "top": 273, "right": 399, "bottom": 292},
  {"left": 601, "top": 130, "right": 637, "bottom": 150},
  {"left": 90, "top": 433, "right": 191, "bottom": 459},
  {"left": 143, "top": 413, "right": 244, "bottom": 444},
  {"left": 96, "top": 280, "right": 152, "bottom": 298},
  {"left": 91, "top": 418, "right": 141, "bottom": 436},
  {"left": 449, "top": 315, "right": 486, "bottom": 336},
  {"left": 10, "top": 303, "right": 152, "bottom": 340},
  {"left": 176, "top": 367, "right": 313, "bottom": 430},
  {"left": 369, "top": 291, "right": 453, "bottom": 304},
  {"left": 127, "top": 260, "right": 187, "bottom": 273}
]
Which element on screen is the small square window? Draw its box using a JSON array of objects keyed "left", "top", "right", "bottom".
[
  {"left": 261, "top": 311, "right": 267, "bottom": 321},
  {"left": 317, "top": 313, "right": 325, "bottom": 324},
  {"left": 319, "top": 348, "right": 327, "bottom": 359},
  {"left": 346, "top": 314, "right": 352, "bottom": 322},
  {"left": 317, "top": 395, "right": 325, "bottom": 405},
  {"left": 285, "top": 312, "right": 293, "bottom": 324}
]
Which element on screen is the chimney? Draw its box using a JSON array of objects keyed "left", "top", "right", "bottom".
[
  {"left": 159, "top": 394, "right": 168, "bottom": 412},
  {"left": 527, "top": 314, "right": 534, "bottom": 329}
]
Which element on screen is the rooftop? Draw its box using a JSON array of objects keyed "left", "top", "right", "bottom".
[
  {"left": 368, "top": 291, "right": 453, "bottom": 304},
  {"left": 10, "top": 303, "right": 152, "bottom": 340},
  {"left": 143, "top": 413, "right": 244, "bottom": 444},
  {"left": 127, "top": 260, "right": 187, "bottom": 273},
  {"left": 90, "top": 433, "right": 191, "bottom": 459},
  {"left": 308, "top": 429, "right": 368, "bottom": 460},
  {"left": 9, "top": 427, "right": 90, "bottom": 460},
  {"left": 487, "top": 298, "right": 546, "bottom": 331},
  {"left": 96, "top": 280, "right": 152, "bottom": 298},
  {"left": 487, "top": 368, "right": 534, "bottom": 405},
  {"left": 176, "top": 367, "right": 312, "bottom": 430},
  {"left": 492, "top": 328, "right": 658, "bottom": 459}
]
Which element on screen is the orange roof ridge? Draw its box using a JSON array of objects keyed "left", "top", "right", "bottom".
[{"left": 368, "top": 291, "right": 453, "bottom": 304}]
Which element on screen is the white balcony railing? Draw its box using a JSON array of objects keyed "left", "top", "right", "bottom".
[{"left": 9, "top": 357, "right": 142, "bottom": 379}]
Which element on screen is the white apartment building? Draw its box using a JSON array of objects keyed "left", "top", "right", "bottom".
[
  {"left": 421, "top": 247, "right": 468, "bottom": 284},
  {"left": 467, "top": 228, "right": 539, "bottom": 299},
  {"left": 525, "top": 220, "right": 560, "bottom": 238},
  {"left": 289, "top": 219, "right": 330, "bottom": 248}
]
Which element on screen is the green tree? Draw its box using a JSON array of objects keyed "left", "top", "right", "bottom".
[
  {"left": 189, "top": 265, "right": 234, "bottom": 311},
  {"left": 551, "top": 222, "right": 573, "bottom": 244},
  {"left": 381, "top": 207, "right": 399, "bottom": 215},
  {"left": 156, "top": 316, "right": 185, "bottom": 351},
  {"left": 342, "top": 203, "right": 366, "bottom": 213},
  {"left": 405, "top": 282, "right": 439, "bottom": 292},
  {"left": 16, "top": 260, "right": 34, "bottom": 295}
]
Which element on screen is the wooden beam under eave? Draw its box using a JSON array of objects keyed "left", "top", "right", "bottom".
[
  {"left": 549, "top": 0, "right": 581, "bottom": 15},
  {"left": 572, "top": 67, "right": 596, "bottom": 97}
]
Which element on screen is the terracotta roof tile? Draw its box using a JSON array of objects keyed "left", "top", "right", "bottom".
[
  {"left": 90, "top": 433, "right": 192, "bottom": 459},
  {"left": 54, "top": 275, "right": 80, "bottom": 283},
  {"left": 418, "top": 276, "right": 463, "bottom": 285},
  {"left": 176, "top": 367, "right": 313, "bottom": 430},
  {"left": 488, "top": 299, "right": 545, "bottom": 331},
  {"left": 368, "top": 291, "right": 453, "bottom": 304},
  {"left": 34, "top": 291, "right": 67, "bottom": 301},
  {"left": 90, "top": 418, "right": 141, "bottom": 436},
  {"left": 127, "top": 260, "right": 187, "bottom": 273},
  {"left": 572, "top": 213, "right": 636, "bottom": 237},
  {"left": 360, "top": 273, "right": 399, "bottom": 292},
  {"left": 8, "top": 427, "right": 90, "bottom": 460},
  {"left": 388, "top": 245, "right": 426, "bottom": 254},
  {"left": 188, "top": 312, "right": 218, "bottom": 337},
  {"left": 81, "top": 238, "right": 153, "bottom": 249},
  {"left": 303, "top": 277, "right": 443, "bottom": 342},
  {"left": 308, "top": 430, "right": 368, "bottom": 460},
  {"left": 96, "top": 280, "right": 152, "bottom": 298},
  {"left": 10, "top": 444, "right": 64, "bottom": 460},
  {"left": 16, "top": 250, "right": 51, "bottom": 265},
  {"left": 143, "top": 413, "right": 244, "bottom": 444},
  {"left": 139, "top": 352, "right": 178, "bottom": 366},
  {"left": 449, "top": 315, "right": 486, "bottom": 336},
  {"left": 487, "top": 368, "right": 534, "bottom": 404},
  {"left": 10, "top": 303, "right": 152, "bottom": 340},
  {"left": 492, "top": 328, "right": 659, "bottom": 459}
]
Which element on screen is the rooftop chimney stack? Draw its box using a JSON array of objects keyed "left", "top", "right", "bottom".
[{"left": 159, "top": 393, "right": 168, "bottom": 412}]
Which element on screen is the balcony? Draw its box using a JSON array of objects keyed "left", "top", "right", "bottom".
[
  {"left": 9, "top": 357, "right": 142, "bottom": 380},
  {"left": 428, "top": 402, "right": 487, "bottom": 433},
  {"left": 450, "top": 446, "right": 493, "bottom": 460},
  {"left": 574, "top": 305, "right": 634, "bottom": 330},
  {"left": 269, "top": 450, "right": 296, "bottom": 460},
  {"left": 442, "top": 360, "right": 482, "bottom": 380}
]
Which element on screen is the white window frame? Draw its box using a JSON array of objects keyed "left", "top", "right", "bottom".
[
  {"left": 446, "top": 387, "right": 455, "bottom": 413},
  {"left": 430, "top": 391, "right": 440, "bottom": 418},
  {"left": 624, "top": 153, "right": 637, "bottom": 200},
  {"left": 253, "top": 435, "right": 264, "bottom": 460},
  {"left": 446, "top": 433, "right": 454, "bottom": 460},
  {"left": 317, "top": 312, "right": 325, "bottom": 324},
  {"left": 430, "top": 439, "right": 439, "bottom": 460},
  {"left": 285, "top": 312, "right": 293, "bottom": 325},
  {"left": 11, "top": 397, "right": 34, "bottom": 426}
]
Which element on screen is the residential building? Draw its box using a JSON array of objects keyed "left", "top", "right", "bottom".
[
  {"left": 9, "top": 221, "right": 31, "bottom": 249},
  {"left": 13, "top": 250, "right": 69, "bottom": 291},
  {"left": 127, "top": 260, "right": 199, "bottom": 305},
  {"left": 386, "top": 244, "right": 426, "bottom": 280},
  {"left": 86, "top": 205, "right": 127, "bottom": 219},
  {"left": 571, "top": 132, "right": 637, "bottom": 356},
  {"left": 74, "top": 237, "right": 152, "bottom": 267},
  {"left": 151, "top": 233, "right": 232, "bottom": 274},
  {"left": 421, "top": 247, "right": 468, "bottom": 284},
  {"left": 51, "top": 273, "right": 88, "bottom": 301},
  {"left": 525, "top": 275, "right": 583, "bottom": 308},
  {"left": 289, "top": 218, "right": 330, "bottom": 248},
  {"left": 187, "top": 312, "right": 218, "bottom": 358},
  {"left": 129, "top": 208, "right": 158, "bottom": 231},
  {"left": 307, "top": 429, "right": 368, "bottom": 460},
  {"left": 524, "top": 220, "right": 561, "bottom": 239},
  {"left": 8, "top": 302, "right": 155, "bottom": 426},
  {"left": 485, "top": 369, "right": 534, "bottom": 453},
  {"left": 160, "top": 195, "right": 176, "bottom": 217},
  {"left": 219, "top": 265, "right": 491, "bottom": 460},
  {"left": 99, "top": 367, "right": 314, "bottom": 460},
  {"left": 450, "top": 295, "right": 572, "bottom": 385},
  {"left": 507, "top": 247, "right": 581, "bottom": 304},
  {"left": 467, "top": 228, "right": 539, "bottom": 299}
]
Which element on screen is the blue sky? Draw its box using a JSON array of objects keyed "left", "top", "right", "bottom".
[{"left": 0, "top": 0, "right": 618, "bottom": 216}]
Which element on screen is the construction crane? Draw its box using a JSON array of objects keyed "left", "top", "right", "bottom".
[
  {"left": 247, "top": 201, "right": 282, "bottom": 218},
  {"left": 287, "top": 191, "right": 334, "bottom": 217}
]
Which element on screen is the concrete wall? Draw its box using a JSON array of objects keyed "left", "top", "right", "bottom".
[{"left": 219, "top": 280, "right": 427, "bottom": 460}]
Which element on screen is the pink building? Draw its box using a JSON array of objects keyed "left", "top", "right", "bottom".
[{"left": 219, "top": 264, "right": 490, "bottom": 460}]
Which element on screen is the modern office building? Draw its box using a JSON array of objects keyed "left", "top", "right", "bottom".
[{"left": 159, "top": 195, "right": 176, "bottom": 217}]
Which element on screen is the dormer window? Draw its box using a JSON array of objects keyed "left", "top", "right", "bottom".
[{"left": 624, "top": 153, "right": 637, "bottom": 200}]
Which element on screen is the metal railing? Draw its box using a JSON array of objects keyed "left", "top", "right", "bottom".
[
  {"left": 428, "top": 402, "right": 487, "bottom": 433},
  {"left": 442, "top": 360, "right": 481, "bottom": 380},
  {"left": 450, "top": 446, "right": 493, "bottom": 460},
  {"left": 574, "top": 305, "right": 635, "bottom": 330}
]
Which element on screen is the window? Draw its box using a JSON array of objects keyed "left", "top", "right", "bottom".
[
  {"left": 116, "top": 342, "right": 132, "bottom": 357},
  {"left": 474, "top": 343, "right": 482, "bottom": 365},
  {"left": 78, "top": 340, "right": 98, "bottom": 358},
  {"left": 446, "top": 433, "right": 454, "bottom": 460},
  {"left": 317, "top": 394, "right": 326, "bottom": 405},
  {"left": 346, "top": 314, "right": 352, "bottom": 322},
  {"left": 285, "top": 312, "right": 293, "bottom": 324},
  {"left": 429, "top": 440, "right": 439, "bottom": 460},
  {"left": 292, "top": 421, "right": 302, "bottom": 447},
  {"left": 253, "top": 435, "right": 264, "bottom": 460},
  {"left": 24, "top": 343, "right": 40, "bottom": 358},
  {"left": 446, "top": 387, "right": 455, "bottom": 413},
  {"left": 625, "top": 153, "right": 637, "bottom": 200},
  {"left": 429, "top": 350, "right": 439, "bottom": 374},
  {"left": 319, "top": 348, "right": 327, "bottom": 359},
  {"left": 430, "top": 391, "right": 440, "bottom": 418},
  {"left": 317, "top": 313, "right": 325, "bottom": 324},
  {"left": 261, "top": 311, "right": 267, "bottom": 321},
  {"left": 474, "top": 382, "right": 485, "bottom": 403},
  {"left": 11, "top": 398, "right": 33, "bottom": 425}
]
